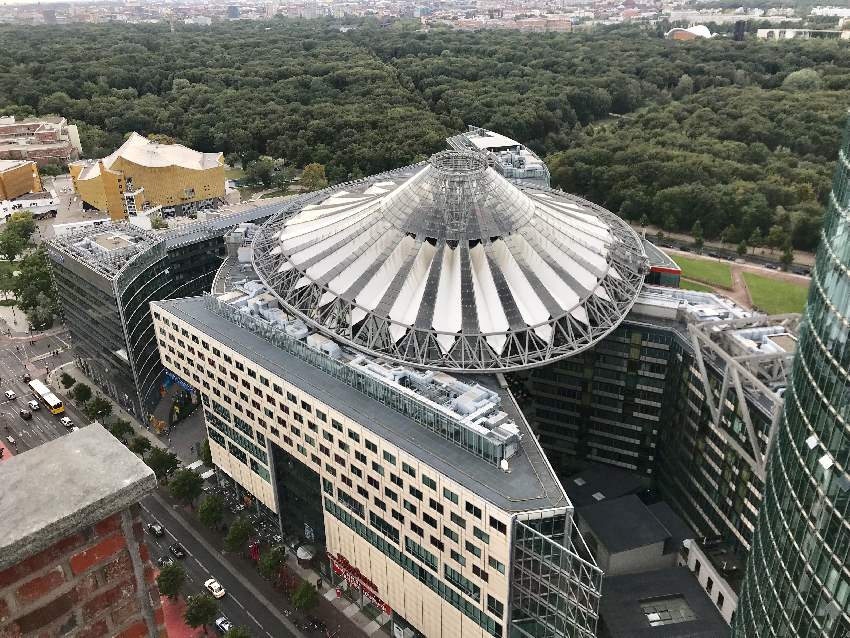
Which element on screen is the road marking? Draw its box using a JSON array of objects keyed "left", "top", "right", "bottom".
[
  {"left": 233, "top": 597, "right": 245, "bottom": 610},
  {"left": 245, "top": 610, "right": 261, "bottom": 626}
]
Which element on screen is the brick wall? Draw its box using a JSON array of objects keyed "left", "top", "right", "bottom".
[{"left": 0, "top": 505, "right": 166, "bottom": 638}]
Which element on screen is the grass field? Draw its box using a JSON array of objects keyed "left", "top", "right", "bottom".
[
  {"left": 224, "top": 167, "right": 246, "bottom": 181},
  {"left": 671, "top": 255, "right": 733, "bottom": 289},
  {"left": 679, "top": 279, "right": 715, "bottom": 293},
  {"left": 743, "top": 272, "right": 810, "bottom": 315}
]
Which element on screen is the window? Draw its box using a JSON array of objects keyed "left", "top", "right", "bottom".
[
  {"left": 383, "top": 451, "right": 396, "bottom": 465},
  {"left": 403, "top": 499, "right": 417, "bottom": 515},
  {"left": 429, "top": 498, "right": 444, "bottom": 515},
  {"left": 391, "top": 509, "right": 404, "bottom": 524},
  {"left": 422, "top": 475, "right": 436, "bottom": 490},
  {"left": 640, "top": 596, "right": 696, "bottom": 627},
  {"left": 445, "top": 566, "right": 480, "bottom": 601},
  {"left": 374, "top": 497, "right": 386, "bottom": 511},
  {"left": 430, "top": 536, "right": 444, "bottom": 552},
  {"left": 338, "top": 441, "right": 349, "bottom": 453},
  {"left": 465, "top": 502, "right": 482, "bottom": 519},
  {"left": 402, "top": 462, "right": 416, "bottom": 478},
  {"left": 450, "top": 550, "right": 466, "bottom": 566},
  {"left": 487, "top": 595, "right": 504, "bottom": 617},
  {"left": 351, "top": 465, "right": 362, "bottom": 478},
  {"left": 444, "top": 526, "right": 459, "bottom": 543},
  {"left": 489, "top": 516, "right": 507, "bottom": 535},
  {"left": 409, "top": 522, "right": 423, "bottom": 537},
  {"left": 385, "top": 487, "right": 397, "bottom": 502},
  {"left": 390, "top": 473, "right": 403, "bottom": 487},
  {"left": 300, "top": 400, "right": 312, "bottom": 413},
  {"left": 717, "top": 592, "right": 725, "bottom": 609},
  {"left": 450, "top": 512, "right": 466, "bottom": 529},
  {"left": 372, "top": 461, "right": 384, "bottom": 476},
  {"left": 473, "top": 527, "right": 489, "bottom": 544},
  {"left": 472, "top": 565, "right": 488, "bottom": 582},
  {"left": 369, "top": 511, "right": 399, "bottom": 544},
  {"left": 355, "top": 451, "right": 367, "bottom": 464},
  {"left": 405, "top": 537, "right": 436, "bottom": 571},
  {"left": 409, "top": 486, "right": 423, "bottom": 501},
  {"left": 488, "top": 557, "right": 505, "bottom": 574},
  {"left": 323, "top": 431, "right": 334, "bottom": 443},
  {"left": 465, "top": 541, "right": 481, "bottom": 558},
  {"left": 365, "top": 439, "right": 378, "bottom": 453},
  {"left": 286, "top": 392, "right": 297, "bottom": 403},
  {"left": 316, "top": 410, "right": 327, "bottom": 422},
  {"left": 368, "top": 476, "right": 380, "bottom": 490},
  {"left": 706, "top": 577, "right": 714, "bottom": 594},
  {"left": 357, "top": 485, "right": 369, "bottom": 499},
  {"left": 332, "top": 419, "right": 343, "bottom": 432},
  {"left": 348, "top": 429, "right": 360, "bottom": 443},
  {"left": 443, "top": 488, "right": 458, "bottom": 504},
  {"left": 322, "top": 478, "right": 334, "bottom": 495},
  {"left": 334, "top": 454, "right": 346, "bottom": 467},
  {"left": 423, "top": 513, "right": 437, "bottom": 529}
]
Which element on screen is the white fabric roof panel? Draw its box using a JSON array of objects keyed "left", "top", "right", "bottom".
[{"left": 254, "top": 150, "right": 647, "bottom": 371}]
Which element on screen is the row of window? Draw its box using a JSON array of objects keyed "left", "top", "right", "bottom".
[{"left": 326, "top": 498, "right": 503, "bottom": 637}]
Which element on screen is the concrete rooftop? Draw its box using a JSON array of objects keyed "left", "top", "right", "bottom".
[{"left": 0, "top": 425, "right": 156, "bottom": 571}]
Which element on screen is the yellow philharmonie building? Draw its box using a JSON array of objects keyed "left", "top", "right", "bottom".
[{"left": 70, "top": 133, "right": 225, "bottom": 221}]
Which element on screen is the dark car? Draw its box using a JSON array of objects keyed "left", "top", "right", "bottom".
[
  {"left": 19, "top": 409, "right": 32, "bottom": 420},
  {"left": 679, "top": 246, "right": 691, "bottom": 252},
  {"left": 764, "top": 263, "right": 778, "bottom": 270},
  {"left": 21, "top": 373, "right": 31, "bottom": 383},
  {"left": 146, "top": 522, "right": 165, "bottom": 537},
  {"left": 169, "top": 543, "right": 186, "bottom": 559},
  {"left": 157, "top": 555, "right": 175, "bottom": 568}
]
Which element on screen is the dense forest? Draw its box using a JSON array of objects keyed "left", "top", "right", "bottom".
[{"left": 1, "top": 19, "right": 847, "bottom": 248}]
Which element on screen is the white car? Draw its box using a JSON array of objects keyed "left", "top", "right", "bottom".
[
  {"left": 28, "top": 400, "right": 40, "bottom": 411},
  {"left": 204, "top": 578, "right": 226, "bottom": 599},
  {"left": 60, "top": 416, "right": 73, "bottom": 428},
  {"left": 4, "top": 390, "right": 16, "bottom": 400}
]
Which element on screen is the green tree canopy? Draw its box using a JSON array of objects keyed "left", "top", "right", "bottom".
[
  {"left": 299, "top": 163, "right": 328, "bottom": 192},
  {"left": 223, "top": 628, "right": 252, "bottom": 638},
  {"left": 169, "top": 468, "right": 204, "bottom": 508},
  {"left": 184, "top": 593, "right": 219, "bottom": 633},
  {"left": 224, "top": 516, "right": 254, "bottom": 553},
  {"left": 291, "top": 581, "right": 318, "bottom": 613},
  {"left": 198, "top": 494, "right": 225, "bottom": 529},
  {"left": 156, "top": 562, "right": 186, "bottom": 600},
  {"left": 84, "top": 396, "right": 112, "bottom": 421},
  {"left": 72, "top": 383, "right": 92, "bottom": 403},
  {"left": 782, "top": 68, "right": 822, "bottom": 91},
  {"left": 201, "top": 439, "right": 212, "bottom": 466},
  {"left": 60, "top": 372, "right": 76, "bottom": 389},
  {"left": 144, "top": 446, "right": 180, "bottom": 480},
  {"left": 129, "top": 435, "right": 152, "bottom": 456},
  {"left": 258, "top": 545, "right": 287, "bottom": 580}
]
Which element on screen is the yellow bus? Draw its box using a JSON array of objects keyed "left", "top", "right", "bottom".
[{"left": 28, "top": 379, "right": 64, "bottom": 415}]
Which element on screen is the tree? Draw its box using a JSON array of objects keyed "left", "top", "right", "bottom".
[
  {"left": 299, "top": 163, "right": 328, "bottom": 192},
  {"left": 84, "top": 396, "right": 112, "bottom": 421},
  {"left": 108, "top": 418, "right": 134, "bottom": 442},
  {"left": 737, "top": 240, "right": 748, "bottom": 257},
  {"left": 198, "top": 494, "right": 225, "bottom": 529},
  {"left": 273, "top": 165, "right": 296, "bottom": 191},
  {"left": 223, "top": 628, "right": 252, "bottom": 638},
  {"left": 782, "top": 68, "right": 822, "bottom": 91},
  {"left": 673, "top": 74, "right": 694, "bottom": 100},
  {"left": 151, "top": 217, "right": 169, "bottom": 230},
  {"left": 60, "top": 372, "right": 76, "bottom": 389},
  {"left": 169, "top": 468, "right": 203, "bottom": 508},
  {"left": 145, "top": 446, "right": 180, "bottom": 481},
  {"left": 200, "top": 439, "right": 212, "bottom": 466},
  {"left": 72, "top": 382, "right": 92, "bottom": 403},
  {"left": 781, "top": 238, "right": 794, "bottom": 270},
  {"left": 184, "top": 593, "right": 219, "bottom": 635},
  {"left": 0, "top": 212, "right": 37, "bottom": 260},
  {"left": 291, "top": 581, "right": 318, "bottom": 613},
  {"left": 129, "top": 435, "right": 152, "bottom": 456},
  {"left": 246, "top": 157, "right": 275, "bottom": 187},
  {"left": 748, "top": 228, "right": 762, "bottom": 255},
  {"left": 767, "top": 224, "right": 789, "bottom": 251},
  {"left": 13, "top": 248, "right": 57, "bottom": 317},
  {"left": 224, "top": 516, "right": 254, "bottom": 553},
  {"left": 156, "top": 562, "right": 186, "bottom": 600},
  {"left": 258, "top": 545, "right": 287, "bottom": 580},
  {"left": 639, "top": 214, "right": 649, "bottom": 229},
  {"left": 691, "top": 220, "right": 704, "bottom": 251}
]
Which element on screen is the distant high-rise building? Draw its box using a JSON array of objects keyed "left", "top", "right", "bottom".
[{"left": 732, "top": 115, "right": 850, "bottom": 636}]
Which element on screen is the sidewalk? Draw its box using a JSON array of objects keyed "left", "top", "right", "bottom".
[{"left": 160, "top": 595, "right": 206, "bottom": 638}]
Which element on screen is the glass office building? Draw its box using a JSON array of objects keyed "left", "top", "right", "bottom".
[{"left": 732, "top": 116, "right": 850, "bottom": 636}]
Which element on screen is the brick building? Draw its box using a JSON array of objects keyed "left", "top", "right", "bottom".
[
  {"left": 0, "top": 425, "right": 166, "bottom": 638},
  {"left": 0, "top": 116, "right": 81, "bottom": 167}
]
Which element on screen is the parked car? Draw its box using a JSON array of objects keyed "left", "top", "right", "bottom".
[
  {"left": 60, "top": 416, "right": 73, "bottom": 429},
  {"left": 157, "top": 556, "right": 175, "bottom": 568},
  {"left": 4, "top": 390, "right": 16, "bottom": 400},
  {"left": 214, "top": 617, "right": 233, "bottom": 634},
  {"left": 27, "top": 400, "right": 39, "bottom": 411},
  {"left": 19, "top": 409, "right": 31, "bottom": 420},
  {"left": 204, "top": 578, "right": 226, "bottom": 599},
  {"left": 146, "top": 522, "right": 165, "bottom": 537},
  {"left": 21, "top": 373, "right": 30, "bottom": 382},
  {"left": 169, "top": 543, "right": 186, "bottom": 559}
]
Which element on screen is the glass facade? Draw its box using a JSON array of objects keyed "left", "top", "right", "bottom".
[{"left": 732, "top": 118, "right": 850, "bottom": 636}]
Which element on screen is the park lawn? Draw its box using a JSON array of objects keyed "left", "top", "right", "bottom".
[
  {"left": 671, "top": 255, "right": 733, "bottom": 289},
  {"left": 679, "top": 279, "right": 715, "bottom": 293},
  {"left": 743, "top": 272, "right": 810, "bottom": 315},
  {"left": 224, "top": 167, "right": 246, "bottom": 180}
]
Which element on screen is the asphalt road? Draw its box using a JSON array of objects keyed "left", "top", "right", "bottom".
[
  {"left": 141, "top": 493, "right": 301, "bottom": 638},
  {"left": 0, "top": 331, "right": 77, "bottom": 454}
]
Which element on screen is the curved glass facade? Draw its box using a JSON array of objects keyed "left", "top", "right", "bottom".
[{"left": 732, "top": 116, "right": 850, "bottom": 636}]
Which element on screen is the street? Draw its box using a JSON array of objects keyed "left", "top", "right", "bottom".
[
  {"left": 0, "top": 330, "right": 77, "bottom": 454},
  {"left": 141, "top": 493, "right": 301, "bottom": 638}
]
